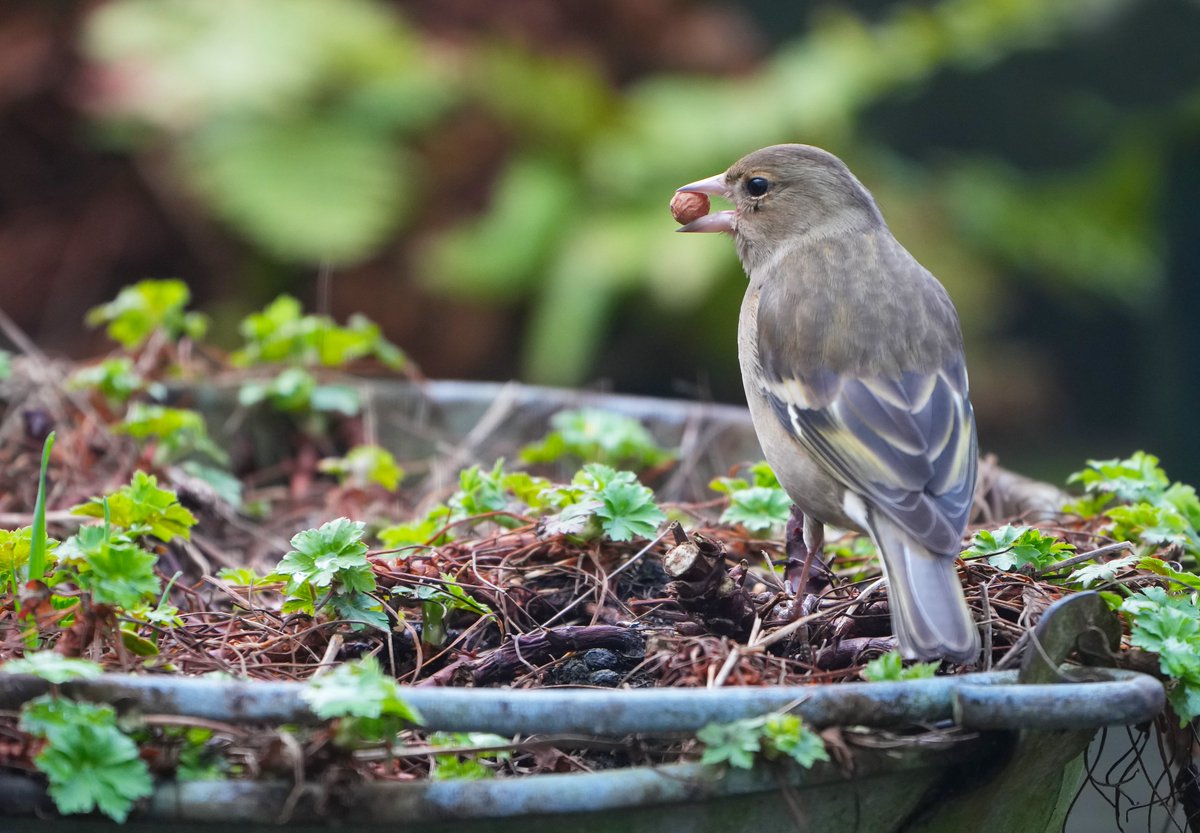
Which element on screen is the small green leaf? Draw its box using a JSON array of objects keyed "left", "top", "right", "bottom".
[
  {"left": 1139, "top": 557, "right": 1200, "bottom": 592},
  {"left": 1065, "top": 452, "right": 1200, "bottom": 558},
  {"left": 302, "top": 656, "right": 422, "bottom": 746},
  {"left": 72, "top": 471, "right": 198, "bottom": 543},
  {"left": 18, "top": 695, "right": 152, "bottom": 823},
  {"left": 378, "top": 505, "right": 453, "bottom": 551},
  {"left": 68, "top": 358, "right": 164, "bottom": 405},
  {"left": 179, "top": 461, "right": 244, "bottom": 509},
  {"left": 697, "top": 713, "right": 827, "bottom": 771},
  {"left": 432, "top": 756, "right": 493, "bottom": 780},
  {"left": 1107, "top": 502, "right": 1197, "bottom": 553},
  {"left": 61, "top": 525, "right": 161, "bottom": 609},
  {"left": 303, "top": 656, "right": 420, "bottom": 721},
  {"left": 436, "top": 573, "right": 493, "bottom": 617},
  {"left": 596, "top": 480, "right": 666, "bottom": 542},
  {"left": 120, "top": 627, "right": 161, "bottom": 657},
  {"left": 1066, "top": 553, "right": 1140, "bottom": 588},
  {"left": 19, "top": 695, "right": 114, "bottom": 737},
  {"left": 35, "top": 722, "right": 154, "bottom": 822},
  {"left": 720, "top": 486, "right": 791, "bottom": 535},
  {"left": 0, "top": 527, "right": 60, "bottom": 588},
  {"left": 748, "top": 462, "right": 781, "bottom": 488},
  {"left": 319, "top": 445, "right": 404, "bottom": 491},
  {"left": 1068, "top": 452, "right": 1170, "bottom": 503},
  {"left": 215, "top": 566, "right": 268, "bottom": 586},
  {"left": 447, "top": 460, "right": 523, "bottom": 529},
  {"left": 1119, "top": 587, "right": 1200, "bottom": 724},
  {"left": 520, "top": 408, "right": 672, "bottom": 470},
  {"left": 534, "top": 465, "right": 664, "bottom": 542},
  {"left": 174, "top": 726, "right": 224, "bottom": 781},
  {"left": 274, "top": 518, "right": 384, "bottom": 632},
  {"left": 697, "top": 719, "right": 761, "bottom": 770},
  {"left": 708, "top": 476, "right": 750, "bottom": 497},
  {"left": 761, "top": 714, "right": 830, "bottom": 768},
  {"left": 85, "top": 278, "right": 208, "bottom": 350},
  {"left": 500, "top": 472, "right": 553, "bottom": 509},
  {"left": 239, "top": 368, "right": 364, "bottom": 416},
  {"left": 329, "top": 591, "right": 390, "bottom": 631},
  {"left": 310, "top": 385, "right": 362, "bottom": 415},
  {"left": 280, "top": 582, "right": 318, "bottom": 617},
  {"left": 232, "top": 295, "right": 404, "bottom": 370},
  {"left": 538, "top": 499, "right": 603, "bottom": 539},
  {"left": 573, "top": 463, "right": 626, "bottom": 492},
  {"left": 862, "top": 651, "right": 938, "bottom": 681},
  {"left": 112, "top": 405, "right": 228, "bottom": 467},
  {"left": 1062, "top": 492, "right": 1115, "bottom": 519},
  {"left": 2, "top": 653, "right": 102, "bottom": 684},
  {"left": 429, "top": 731, "right": 511, "bottom": 780},
  {"left": 962, "top": 525, "right": 1073, "bottom": 571}
]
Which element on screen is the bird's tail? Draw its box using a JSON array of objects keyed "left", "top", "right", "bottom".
[{"left": 867, "top": 510, "right": 979, "bottom": 664}]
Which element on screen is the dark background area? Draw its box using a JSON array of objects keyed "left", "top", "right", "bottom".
[{"left": 1, "top": 0, "right": 1198, "bottom": 486}]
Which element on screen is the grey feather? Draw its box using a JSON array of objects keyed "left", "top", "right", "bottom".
[{"left": 867, "top": 508, "right": 980, "bottom": 663}]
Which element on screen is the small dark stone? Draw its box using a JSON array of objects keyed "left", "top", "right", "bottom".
[
  {"left": 553, "top": 658, "right": 591, "bottom": 685},
  {"left": 582, "top": 648, "right": 622, "bottom": 671},
  {"left": 338, "top": 640, "right": 374, "bottom": 660},
  {"left": 22, "top": 408, "right": 53, "bottom": 444},
  {"left": 588, "top": 669, "right": 621, "bottom": 687}
]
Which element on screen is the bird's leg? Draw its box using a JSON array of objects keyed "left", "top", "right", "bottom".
[
  {"left": 782, "top": 506, "right": 806, "bottom": 595},
  {"left": 783, "top": 507, "right": 829, "bottom": 597}
]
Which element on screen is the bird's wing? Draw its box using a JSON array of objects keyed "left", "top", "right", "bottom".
[{"left": 753, "top": 247, "right": 977, "bottom": 555}]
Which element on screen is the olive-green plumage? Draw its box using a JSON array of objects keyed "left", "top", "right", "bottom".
[{"left": 678, "top": 144, "right": 980, "bottom": 663}]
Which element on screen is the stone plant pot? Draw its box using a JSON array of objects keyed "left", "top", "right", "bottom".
[{"left": 0, "top": 381, "right": 1166, "bottom": 832}]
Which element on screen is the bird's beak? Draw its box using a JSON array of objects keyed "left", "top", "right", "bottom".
[
  {"left": 675, "top": 173, "right": 735, "bottom": 234},
  {"left": 676, "top": 173, "right": 728, "bottom": 196}
]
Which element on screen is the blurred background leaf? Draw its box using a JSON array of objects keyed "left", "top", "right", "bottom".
[{"left": 182, "top": 117, "right": 410, "bottom": 263}]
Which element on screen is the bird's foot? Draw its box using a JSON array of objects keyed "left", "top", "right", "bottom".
[{"left": 783, "top": 507, "right": 829, "bottom": 597}]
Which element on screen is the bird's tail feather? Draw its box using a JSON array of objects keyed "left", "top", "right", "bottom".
[{"left": 867, "top": 510, "right": 979, "bottom": 664}]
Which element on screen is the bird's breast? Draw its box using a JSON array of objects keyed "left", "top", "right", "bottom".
[{"left": 737, "top": 283, "right": 857, "bottom": 530}]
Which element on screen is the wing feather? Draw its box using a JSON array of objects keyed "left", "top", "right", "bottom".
[{"left": 755, "top": 238, "right": 978, "bottom": 555}]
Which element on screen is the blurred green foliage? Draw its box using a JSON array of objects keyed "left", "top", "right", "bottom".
[
  {"left": 81, "top": 0, "right": 1183, "bottom": 392},
  {"left": 232, "top": 295, "right": 405, "bottom": 369},
  {"left": 319, "top": 445, "right": 405, "bottom": 492},
  {"left": 85, "top": 0, "right": 448, "bottom": 263},
  {"left": 85, "top": 279, "right": 208, "bottom": 351},
  {"left": 520, "top": 408, "right": 673, "bottom": 470},
  {"left": 68, "top": 358, "right": 166, "bottom": 406}
]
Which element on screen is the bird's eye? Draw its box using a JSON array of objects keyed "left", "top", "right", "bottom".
[{"left": 746, "top": 176, "right": 770, "bottom": 198}]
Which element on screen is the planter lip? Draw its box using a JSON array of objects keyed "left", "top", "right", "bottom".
[
  {"left": 0, "top": 666, "right": 1163, "bottom": 735},
  {"left": 0, "top": 735, "right": 996, "bottom": 827},
  {"left": 404, "top": 377, "right": 750, "bottom": 413},
  {"left": 0, "top": 669, "right": 1160, "bottom": 827},
  {"left": 181, "top": 376, "right": 1073, "bottom": 513},
  {"left": 186, "top": 376, "right": 754, "bottom": 422}
]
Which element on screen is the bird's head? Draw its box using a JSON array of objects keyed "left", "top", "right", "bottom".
[{"left": 675, "top": 144, "right": 883, "bottom": 271}]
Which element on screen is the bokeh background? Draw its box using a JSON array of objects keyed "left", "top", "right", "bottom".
[{"left": 2, "top": 0, "right": 1199, "bottom": 485}]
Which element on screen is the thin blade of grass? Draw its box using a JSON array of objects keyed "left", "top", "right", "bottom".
[{"left": 26, "top": 431, "right": 55, "bottom": 583}]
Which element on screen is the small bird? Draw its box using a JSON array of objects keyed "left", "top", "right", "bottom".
[{"left": 675, "top": 144, "right": 980, "bottom": 663}]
